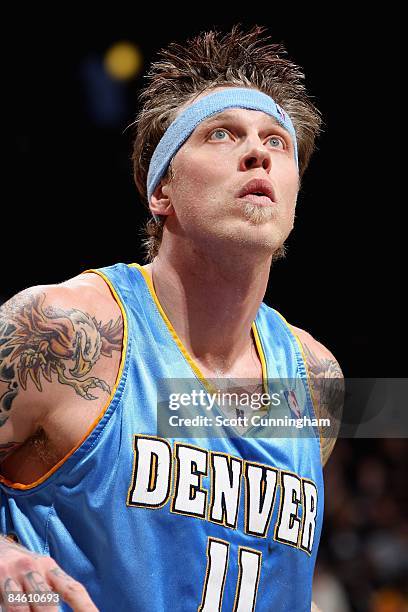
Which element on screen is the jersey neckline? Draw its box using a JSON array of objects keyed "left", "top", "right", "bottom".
[{"left": 130, "top": 262, "right": 271, "bottom": 436}]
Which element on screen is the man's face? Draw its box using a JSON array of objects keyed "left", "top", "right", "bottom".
[{"left": 161, "top": 89, "right": 300, "bottom": 256}]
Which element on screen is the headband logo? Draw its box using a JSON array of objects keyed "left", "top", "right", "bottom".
[{"left": 276, "top": 104, "right": 286, "bottom": 122}]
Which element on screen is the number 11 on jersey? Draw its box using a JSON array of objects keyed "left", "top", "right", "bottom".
[{"left": 199, "top": 537, "right": 262, "bottom": 612}]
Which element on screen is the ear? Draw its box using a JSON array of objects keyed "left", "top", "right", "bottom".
[{"left": 149, "top": 182, "right": 174, "bottom": 218}]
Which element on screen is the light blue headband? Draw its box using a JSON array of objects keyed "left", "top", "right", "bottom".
[{"left": 147, "top": 87, "right": 298, "bottom": 211}]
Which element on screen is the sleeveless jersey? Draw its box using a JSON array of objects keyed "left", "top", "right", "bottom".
[{"left": 0, "top": 263, "right": 324, "bottom": 611}]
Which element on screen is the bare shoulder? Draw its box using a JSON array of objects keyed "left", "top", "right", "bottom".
[
  {"left": 290, "top": 325, "right": 343, "bottom": 379},
  {"left": 0, "top": 270, "right": 124, "bottom": 476},
  {"left": 61, "top": 269, "right": 120, "bottom": 305},
  {"left": 289, "top": 324, "right": 344, "bottom": 467}
]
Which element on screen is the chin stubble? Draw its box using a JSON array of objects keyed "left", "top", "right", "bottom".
[
  {"left": 240, "top": 201, "right": 287, "bottom": 262},
  {"left": 242, "top": 201, "right": 275, "bottom": 224}
]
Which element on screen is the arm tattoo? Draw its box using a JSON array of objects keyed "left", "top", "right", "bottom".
[
  {"left": 302, "top": 343, "right": 344, "bottom": 466},
  {"left": 0, "top": 292, "right": 122, "bottom": 427}
]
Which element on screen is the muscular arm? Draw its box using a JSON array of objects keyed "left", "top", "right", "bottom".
[
  {"left": 291, "top": 326, "right": 344, "bottom": 467},
  {"left": 0, "top": 275, "right": 123, "bottom": 477}
]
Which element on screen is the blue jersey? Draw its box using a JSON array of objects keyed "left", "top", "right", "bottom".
[{"left": 0, "top": 263, "right": 324, "bottom": 611}]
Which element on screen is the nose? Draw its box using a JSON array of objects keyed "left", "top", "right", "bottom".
[{"left": 239, "top": 144, "right": 272, "bottom": 173}]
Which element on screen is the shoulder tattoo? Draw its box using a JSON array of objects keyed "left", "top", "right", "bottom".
[
  {"left": 0, "top": 292, "right": 122, "bottom": 427},
  {"left": 302, "top": 342, "right": 344, "bottom": 466}
]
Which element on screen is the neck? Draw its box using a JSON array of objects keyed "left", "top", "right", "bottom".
[{"left": 144, "top": 239, "right": 272, "bottom": 375}]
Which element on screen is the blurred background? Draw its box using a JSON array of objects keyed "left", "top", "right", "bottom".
[{"left": 3, "top": 8, "right": 407, "bottom": 611}]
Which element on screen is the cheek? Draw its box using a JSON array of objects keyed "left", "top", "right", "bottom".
[
  {"left": 171, "top": 153, "right": 228, "bottom": 207},
  {"left": 286, "top": 185, "right": 299, "bottom": 210},
  {"left": 174, "top": 146, "right": 231, "bottom": 186},
  {"left": 278, "top": 177, "right": 298, "bottom": 229},
  {"left": 284, "top": 192, "right": 298, "bottom": 225},
  {"left": 280, "top": 167, "right": 299, "bottom": 206}
]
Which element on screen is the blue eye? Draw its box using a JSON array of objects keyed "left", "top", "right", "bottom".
[
  {"left": 211, "top": 129, "right": 228, "bottom": 140},
  {"left": 268, "top": 137, "right": 284, "bottom": 148}
]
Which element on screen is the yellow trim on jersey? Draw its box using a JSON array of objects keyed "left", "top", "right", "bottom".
[
  {"left": 0, "top": 269, "right": 128, "bottom": 490},
  {"left": 272, "top": 309, "right": 319, "bottom": 421},
  {"left": 132, "top": 264, "right": 212, "bottom": 390},
  {"left": 131, "top": 263, "right": 269, "bottom": 398},
  {"left": 251, "top": 322, "right": 269, "bottom": 397}
]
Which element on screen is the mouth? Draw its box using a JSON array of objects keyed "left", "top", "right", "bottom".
[
  {"left": 240, "top": 193, "right": 274, "bottom": 207},
  {"left": 237, "top": 179, "right": 276, "bottom": 207}
]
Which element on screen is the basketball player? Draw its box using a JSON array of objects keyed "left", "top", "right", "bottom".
[{"left": 0, "top": 27, "right": 343, "bottom": 611}]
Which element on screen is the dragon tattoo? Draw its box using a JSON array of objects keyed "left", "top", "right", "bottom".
[{"left": 0, "top": 293, "right": 122, "bottom": 427}]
